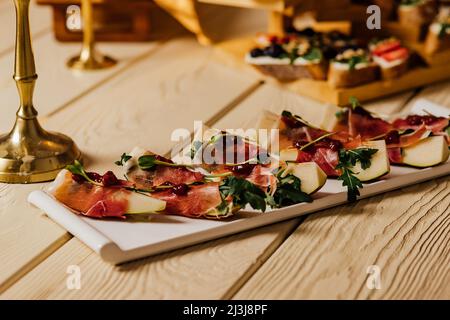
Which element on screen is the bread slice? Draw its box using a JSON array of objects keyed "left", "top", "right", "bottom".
[
  {"left": 373, "top": 56, "right": 409, "bottom": 80},
  {"left": 251, "top": 61, "right": 328, "bottom": 82},
  {"left": 328, "top": 63, "right": 379, "bottom": 88}
]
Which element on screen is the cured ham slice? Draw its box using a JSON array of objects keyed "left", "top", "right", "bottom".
[
  {"left": 393, "top": 115, "right": 449, "bottom": 143},
  {"left": 336, "top": 107, "right": 392, "bottom": 140},
  {"left": 151, "top": 183, "right": 229, "bottom": 219},
  {"left": 48, "top": 170, "right": 166, "bottom": 219},
  {"left": 128, "top": 166, "right": 204, "bottom": 190}
]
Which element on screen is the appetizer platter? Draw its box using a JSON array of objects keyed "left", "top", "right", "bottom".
[
  {"left": 214, "top": 1, "right": 450, "bottom": 105},
  {"left": 28, "top": 100, "right": 450, "bottom": 264}
]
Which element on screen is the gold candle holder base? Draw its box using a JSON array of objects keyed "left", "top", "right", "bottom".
[
  {"left": 67, "top": 0, "right": 117, "bottom": 71},
  {"left": 67, "top": 53, "right": 116, "bottom": 71},
  {"left": 0, "top": 0, "right": 82, "bottom": 184},
  {"left": 0, "top": 120, "right": 81, "bottom": 183}
]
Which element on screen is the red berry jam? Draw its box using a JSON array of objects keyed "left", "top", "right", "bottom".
[
  {"left": 71, "top": 173, "right": 85, "bottom": 184},
  {"left": 230, "top": 163, "right": 255, "bottom": 176},
  {"left": 172, "top": 183, "right": 189, "bottom": 196},
  {"left": 86, "top": 172, "right": 102, "bottom": 183},
  {"left": 406, "top": 115, "right": 423, "bottom": 126},
  {"left": 102, "top": 171, "right": 120, "bottom": 187},
  {"left": 385, "top": 130, "right": 400, "bottom": 145}
]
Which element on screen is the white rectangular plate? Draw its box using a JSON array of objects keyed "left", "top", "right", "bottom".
[{"left": 28, "top": 100, "right": 450, "bottom": 264}]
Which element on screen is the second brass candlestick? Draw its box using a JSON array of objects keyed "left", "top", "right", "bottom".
[{"left": 67, "top": 0, "right": 117, "bottom": 70}]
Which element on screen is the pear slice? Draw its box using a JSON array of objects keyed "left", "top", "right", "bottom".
[
  {"left": 126, "top": 192, "right": 166, "bottom": 214},
  {"left": 280, "top": 147, "right": 299, "bottom": 162},
  {"left": 402, "top": 135, "right": 449, "bottom": 168},
  {"left": 281, "top": 162, "right": 327, "bottom": 194},
  {"left": 350, "top": 140, "right": 390, "bottom": 182}
]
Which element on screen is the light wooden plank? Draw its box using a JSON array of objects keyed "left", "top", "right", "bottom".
[
  {"left": 1, "top": 222, "right": 297, "bottom": 299},
  {"left": 234, "top": 178, "right": 450, "bottom": 299},
  {"left": 1, "top": 81, "right": 414, "bottom": 299},
  {"left": 0, "top": 33, "right": 161, "bottom": 133},
  {"left": 0, "top": 37, "right": 260, "bottom": 295},
  {"left": 234, "top": 83, "right": 450, "bottom": 300},
  {"left": 0, "top": 0, "right": 52, "bottom": 56}
]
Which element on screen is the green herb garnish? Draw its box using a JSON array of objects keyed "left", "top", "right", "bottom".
[
  {"left": 115, "top": 153, "right": 131, "bottom": 166},
  {"left": 267, "top": 170, "right": 312, "bottom": 208},
  {"left": 219, "top": 176, "right": 267, "bottom": 212},
  {"left": 349, "top": 96, "right": 361, "bottom": 110},
  {"left": 138, "top": 155, "right": 190, "bottom": 171},
  {"left": 66, "top": 160, "right": 102, "bottom": 186},
  {"left": 336, "top": 148, "right": 378, "bottom": 202}
]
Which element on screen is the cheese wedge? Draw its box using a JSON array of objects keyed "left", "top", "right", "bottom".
[
  {"left": 351, "top": 140, "right": 390, "bottom": 182},
  {"left": 402, "top": 135, "right": 449, "bottom": 168},
  {"left": 281, "top": 162, "right": 327, "bottom": 194}
]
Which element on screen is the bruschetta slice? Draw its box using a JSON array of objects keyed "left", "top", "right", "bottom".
[
  {"left": 369, "top": 37, "right": 410, "bottom": 79},
  {"left": 246, "top": 35, "right": 328, "bottom": 81},
  {"left": 328, "top": 48, "right": 379, "bottom": 88}
]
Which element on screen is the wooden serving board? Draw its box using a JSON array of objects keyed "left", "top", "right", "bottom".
[
  {"left": 27, "top": 103, "right": 450, "bottom": 265},
  {"left": 214, "top": 37, "right": 450, "bottom": 106}
]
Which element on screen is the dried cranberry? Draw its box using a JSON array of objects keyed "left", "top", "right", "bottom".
[
  {"left": 86, "top": 172, "right": 102, "bottom": 183},
  {"left": 250, "top": 48, "right": 264, "bottom": 58},
  {"left": 230, "top": 163, "right": 255, "bottom": 176},
  {"left": 423, "top": 115, "right": 437, "bottom": 125},
  {"left": 281, "top": 36, "right": 290, "bottom": 44},
  {"left": 102, "top": 171, "right": 119, "bottom": 187},
  {"left": 71, "top": 173, "right": 85, "bottom": 184},
  {"left": 268, "top": 35, "right": 278, "bottom": 44},
  {"left": 385, "top": 130, "right": 400, "bottom": 145},
  {"left": 172, "top": 183, "right": 189, "bottom": 196},
  {"left": 406, "top": 115, "right": 423, "bottom": 126}
]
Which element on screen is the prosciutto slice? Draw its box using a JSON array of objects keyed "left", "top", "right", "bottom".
[
  {"left": 128, "top": 166, "right": 204, "bottom": 190},
  {"left": 151, "top": 183, "right": 225, "bottom": 218},
  {"left": 49, "top": 170, "right": 137, "bottom": 219},
  {"left": 346, "top": 107, "right": 392, "bottom": 139}
]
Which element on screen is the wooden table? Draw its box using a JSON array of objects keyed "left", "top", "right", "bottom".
[{"left": 0, "top": 1, "right": 449, "bottom": 300}]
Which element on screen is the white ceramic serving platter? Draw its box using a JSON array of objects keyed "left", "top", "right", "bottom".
[{"left": 28, "top": 100, "right": 450, "bottom": 264}]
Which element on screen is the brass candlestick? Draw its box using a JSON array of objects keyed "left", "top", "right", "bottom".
[
  {"left": 67, "top": 0, "right": 117, "bottom": 70},
  {"left": 0, "top": 0, "right": 81, "bottom": 183}
]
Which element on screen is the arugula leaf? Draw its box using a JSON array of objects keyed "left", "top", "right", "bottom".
[
  {"left": 269, "top": 171, "right": 312, "bottom": 208},
  {"left": 115, "top": 153, "right": 131, "bottom": 166},
  {"left": 446, "top": 125, "right": 450, "bottom": 137},
  {"left": 219, "top": 176, "right": 267, "bottom": 212},
  {"left": 66, "top": 160, "right": 101, "bottom": 186},
  {"left": 336, "top": 148, "right": 378, "bottom": 202}
]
